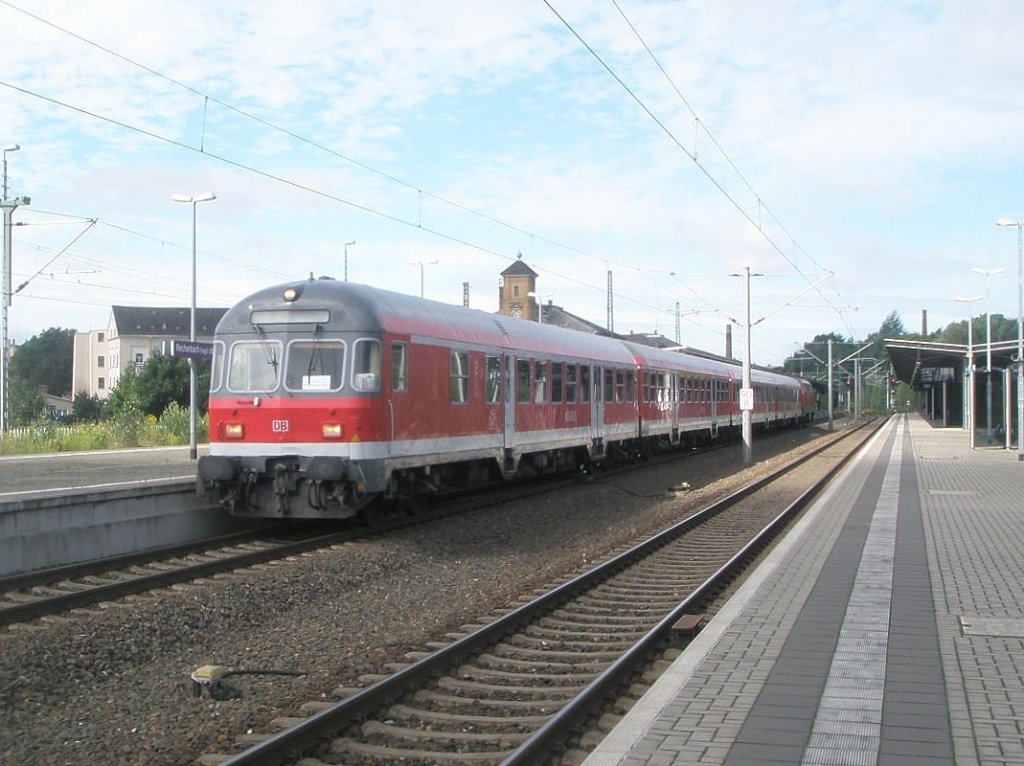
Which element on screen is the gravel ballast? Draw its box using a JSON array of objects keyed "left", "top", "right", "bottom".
[{"left": 0, "top": 425, "right": 836, "bottom": 765}]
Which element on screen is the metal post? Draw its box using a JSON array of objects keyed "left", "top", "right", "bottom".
[
  {"left": 189, "top": 201, "right": 197, "bottom": 461},
  {"left": 173, "top": 193, "right": 216, "bottom": 460},
  {"left": 344, "top": 240, "right": 355, "bottom": 282},
  {"left": 997, "top": 219, "right": 1024, "bottom": 460},
  {"left": 827, "top": 338, "right": 833, "bottom": 431},
  {"left": 741, "top": 266, "right": 752, "bottom": 464},
  {"left": 1, "top": 143, "right": 26, "bottom": 435}
]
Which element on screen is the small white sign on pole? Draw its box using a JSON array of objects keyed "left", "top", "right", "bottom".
[{"left": 739, "top": 387, "right": 755, "bottom": 411}]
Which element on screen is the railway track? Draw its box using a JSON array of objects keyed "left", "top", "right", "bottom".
[
  {"left": 0, "top": 433, "right": 744, "bottom": 632},
  {"left": 202, "top": 418, "right": 880, "bottom": 766}
]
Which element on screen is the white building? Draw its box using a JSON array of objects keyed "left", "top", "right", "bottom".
[{"left": 72, "top": 306, "right": 226, "bottom": 399}]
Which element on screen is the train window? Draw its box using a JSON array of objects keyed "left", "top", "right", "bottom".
[
  {"left": 352, "top": 339, "right": 381, "bottom": 392},
  {"left": 517, "top": 360, "right": 531, "bottom": 403},
  {"left": 604, "top": 368, "right": 614, "bottom": 402},
  {"left": 485, "top": 356, "right": 501, "bottom": 404},
  {"left": 580, "top": 365, "right": 591, "bottom": 403},
  {"left": 285, "top": 339, "right": 346, "bottom": 393},
  {"left": 614, "top": 370, "right": 626, "bottom": 403},
  {"left": 565, "top": 364, "right": 577, "bottom": 404},
  {"left": 391, "top": 343, "right": 407, "bottom": 392},
  {"left": 626, "top": 371, "right": 636, "bottom": 402},
  {"left": 450, "top": 350, "right": 469, "bottom": 404},
  {"left": 209, "top": 341, "right": 225, "bottom": 393},
  {"left": 551, "top": 362, "right": 563, "bottom": 403},
  {"left": 534, "top": 361, "right": 547, "bottom": 403},
  {"left": 228, "top": 340, "right": 282, "bottom": 393}
]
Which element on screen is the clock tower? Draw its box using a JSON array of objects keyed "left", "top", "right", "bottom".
[{"left": 498, "top": 253, "right": 539, "bottom": 321}]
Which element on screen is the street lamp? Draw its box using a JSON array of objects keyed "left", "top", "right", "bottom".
[
  {"left": 730, "top": 267, "right": 762, "bottom": 464},
  {"left": 172, "top": 192, "right": 216, "bottom": 460},
  {"left": 344, "top": 240, "right": 355, "bottom": 282},
  {"left": 997, "top": 218, "right": 1024, "bottom": 462},
  {"left": 527, "top": 291, "right": 552, "bottom": 324},
  {"left": 956, "top": 295, "right": 983, "bottom": 444},
  {"left": 971, "top": 266, "right": 1006, "bottom": 444},
  {"left": 407, "top": 259, "right": 437, "bottom": 298},
  {"left": 2, "top": 144, "right": 19, "bottom": 201},
  {"left": 1, "top": 143, "right": 28, "bottom": 434}
]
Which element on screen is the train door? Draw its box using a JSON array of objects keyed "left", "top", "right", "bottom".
[
  {"left": 671, "top": 373, "right": 680, "bottom": 440},
  {"left": 710, "top": 378, "right": 720, "bottom": 437},
  {"left": 503, "top": 354, "right": 515, "bottom": 454},
  {"left": 590, "top": 365, "right": 604, "bottom": 458}
]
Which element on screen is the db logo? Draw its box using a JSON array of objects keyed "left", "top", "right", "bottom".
[{"left": 271, "top": 420, "right": 289, "bottom": 433}]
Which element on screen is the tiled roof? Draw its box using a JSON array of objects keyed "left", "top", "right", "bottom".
[{"left": 110, "top": 306, "right": 227, "bottom": 336}]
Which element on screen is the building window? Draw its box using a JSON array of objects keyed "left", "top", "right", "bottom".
[
  {"left": 98, "top": 377, "right": 105, "bottom": 390},
  {"left": 97, "top": 332, "right": 104, "bottom": 342},
  {"left": 97, "top": 355, "right": 105, "bottom": 368}
]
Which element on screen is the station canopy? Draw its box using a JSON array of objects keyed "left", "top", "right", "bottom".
[{"left": 885, "top": 337, "right": 1020, "bottom": 389}]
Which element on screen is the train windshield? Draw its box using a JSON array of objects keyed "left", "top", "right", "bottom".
[
  {"left": 227, "top": 340, "right": 282, "bottom": 393},
  {"left": 285, "top": 339, "right": 346, "bottom": 392}
]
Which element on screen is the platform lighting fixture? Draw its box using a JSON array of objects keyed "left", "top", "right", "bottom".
[
  {"left": 172, "top": 192, "right": 217, "bottom": 461},
  {"left": 527, "top": 291, "right": 552, "bottom": 324},
  {"left": 407, "top": 259, "right": 438, "bottom": 298},
  {"left": 344, "top": 241, "right": 355, "bottom": 282},
  {"left": 996, "top": 217, "right": 1024, "bottom": 462},
  {"left": 729, "top": 267, "right": 762, "bottom": 465},
  {"left": 971, "top": 266, "right": 1005, "bottom": 444},
  {"left": 956, "top": 295, "right": 984, "bottom": 445}
]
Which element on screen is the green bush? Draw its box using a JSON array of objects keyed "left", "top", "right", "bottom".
[{"left": 0, "top": 408, "right": 209, "bottom": 455}]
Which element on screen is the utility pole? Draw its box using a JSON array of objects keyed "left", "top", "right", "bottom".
[{"left": 1, "top": 144, "right": 28, "bottom": 434}]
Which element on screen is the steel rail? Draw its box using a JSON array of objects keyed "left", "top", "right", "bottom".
[{"left": 215, "top": 418, "right": 878, "bottom": 766}]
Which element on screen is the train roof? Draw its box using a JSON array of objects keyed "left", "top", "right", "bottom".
[
  {"left": 220, "top": 279, "right": 805, "bottom": 390},
  {"left": 220, "top": 279, "right": 638, "bottom": 365}
]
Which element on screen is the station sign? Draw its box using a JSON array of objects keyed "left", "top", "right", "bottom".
[{"left": 170, "top": 340, "right": 214, "bottom": 360}]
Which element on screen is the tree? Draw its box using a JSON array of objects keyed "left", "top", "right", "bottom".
[
  {"left": 72, "top": 392, "right": 105, "bottom": 422},
  {"left": 878, "top": 311, "right": 906, "bottom": 339},
  {"left": 9, "top": 327, "right": 75, "bottom": 397},
  {"left": 8, "top": 377, "right": 46, "bottom": 425},
  {"left": 135, "top": 355, "right": 190, "bottom": 417}
]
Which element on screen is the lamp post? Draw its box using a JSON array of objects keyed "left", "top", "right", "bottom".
[
  {"left": 997, "top": 217, "right": 1024, "bottom": 462},
  {"left": 407, "top": 259, "right": 437, "bottom": 298},
  {"left": 729, "top": 267, "right": 761, "bottom": 464},
  {"left": 344, "top": 240, "right": 355, "bottom": 282},
  {"left": 957, "top": 295, "right": 983, "bottom": 445},
  {"left": 1, "top": 143, "right": 27, "bottom": 435},
  {"left": 527, "top": 291, "right": 552, "bottom": 324},
  {"left": 972, "top": 266, "right": 1006, "bottom": 444},
  {"left": 172, "top": 192, "right": 216, "bottom": 460}
]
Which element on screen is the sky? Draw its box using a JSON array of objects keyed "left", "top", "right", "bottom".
[{"left": 1, "top": 0, "right": 1022, "bottom": 368}]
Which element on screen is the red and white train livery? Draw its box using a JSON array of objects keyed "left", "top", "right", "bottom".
[{"left": 198, "top": 278, "right": 816, "bottom": 519}]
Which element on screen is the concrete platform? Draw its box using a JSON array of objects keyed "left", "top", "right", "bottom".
[{"left": 584, "top": 413, "right": 1024, "bottom": 766}]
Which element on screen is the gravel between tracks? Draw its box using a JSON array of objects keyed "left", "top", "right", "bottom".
[{"left": 0, "top": 424, "right": 842, "bottom": 766}]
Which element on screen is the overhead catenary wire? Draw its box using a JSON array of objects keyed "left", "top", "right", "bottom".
[{"left": 0, "top": 0, "right": 852, "bottom": 348}]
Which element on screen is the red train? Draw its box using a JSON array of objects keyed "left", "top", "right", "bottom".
[{"left": 198, "top": 278, "right": 817, "bottom": 519}]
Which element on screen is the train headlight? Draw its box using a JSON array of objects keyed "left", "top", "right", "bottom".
[
  {"left": 224, "top": 423, "right": 245, "bottom": 439},
  {"left": 283, "top": 286, "right": 302, "bottom": 302},
  {"left": 322, "top": 423, "right": 343, "bottom": 439}
]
